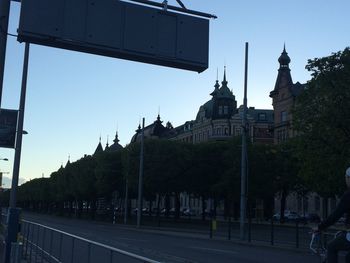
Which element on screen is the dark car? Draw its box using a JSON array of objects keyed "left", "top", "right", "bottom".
[
  {"left": 182, "top": 208, "right": 196, "bottom": 216},
  {"left": 305, "top": 213, "right": 321, "bottom": 223}
]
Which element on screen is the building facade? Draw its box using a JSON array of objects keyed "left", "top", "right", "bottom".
[
  {"left": 131, "top": 68, "right": 274, "bottom": 145},
  {"left": 269, "top": 47, "right": 336, "bottom": 218}
]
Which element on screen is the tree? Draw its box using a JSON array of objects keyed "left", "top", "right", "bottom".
[
  {"left": 293, "top": 47, "right": 350, "bottom": 197},
  {"left": 95, "top": 151, "right": 123, "bottom": 201}
]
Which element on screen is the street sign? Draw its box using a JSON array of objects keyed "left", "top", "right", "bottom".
[
  {"left": 17, "top": 0, "right": 210, "bottom": 72},
  {"left": 0, "top": 109, "right": 18, "bottom": 148}
]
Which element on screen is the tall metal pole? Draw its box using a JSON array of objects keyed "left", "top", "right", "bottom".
[
  {"left": 240, "top": 42, "right": 248, "bottom": 240},
  {"left": 124, "top": 147, "right": 130, "bottom": 225},
  {"left": 4, "top": 42, "right": 30, "bottom": 263},
  {"left": 124, "top": 177, "right": 128, "bottom": 224},
  {"left": 0, "top": 0, "right": 11, "bottom": 107},
  {"left": 137, "top": 118, "right": 145, "bottom": 228}
]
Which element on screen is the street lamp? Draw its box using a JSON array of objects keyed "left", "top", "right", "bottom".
[{"left": 0, "top": 158, "right": 8, "bottom": 161}]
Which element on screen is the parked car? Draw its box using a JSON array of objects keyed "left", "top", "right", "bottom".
[
  {"left": 142, "top": 208, "right": 150, "bottom": 214},
  {"left": 305, "top": 213, "right": 321, "bottom": 223},
  {"left": 272, "top": 211, "right": 301, "bottom": 222},
  {"left": 182, "top": 208, "right": 196, "bottom": 216},
  {"left": 285, "top": 211, "right": 300, "bottom": 222},
  {"left": 132, "top": 208, "right": 149, "bottom": 214},
  {"left": 337, "top": 216, "right": 346, "bottom": 224},
  {"left": 272, "top": 213, "right": 281, "bottom": 221},
  {"left": 200, "top": 209, "right": 214, "bottom": 217}
]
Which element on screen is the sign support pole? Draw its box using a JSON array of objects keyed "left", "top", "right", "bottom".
[{"left": 4, "top": 42, "right": 30, "bottom": 263}]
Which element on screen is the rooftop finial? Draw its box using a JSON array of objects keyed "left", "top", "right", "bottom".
[
  {"left": 114, "top": 130, "right": 120, "bottom": 143},
  {"left": 222, "top": 66, "right": 228, "bottom": 86},
  {"left": 224, "top": 66, "right": 226, "bottom": 82}
]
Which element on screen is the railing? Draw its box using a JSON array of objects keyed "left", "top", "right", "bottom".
[{"left": 19, "top": 219, "right": 162, "bottom": 263}]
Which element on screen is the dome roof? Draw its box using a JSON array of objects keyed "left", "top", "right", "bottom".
[
  {"left": 278, "top": 45, "right": 291, "bottom": 66},
  {"left": 196, "top": 99, "right": 213, "bottom": 120},
  {"left": 107, "top": 131, "right": 123, "bottom": 152}
]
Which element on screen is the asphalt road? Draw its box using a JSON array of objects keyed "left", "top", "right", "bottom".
[{"left": 22, "top": 213, "right": 319, "bottom": 263}]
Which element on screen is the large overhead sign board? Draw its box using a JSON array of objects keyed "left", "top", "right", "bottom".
[{"left": 17, "top": 0, "right": 209, "bottom": 72}]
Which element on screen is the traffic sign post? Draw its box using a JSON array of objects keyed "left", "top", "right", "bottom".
[{"left": 4, "top": 42, "right": 30, "bottom": 263}]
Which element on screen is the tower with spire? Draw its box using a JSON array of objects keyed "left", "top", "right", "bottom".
[
  {"left": 269, "top": 45, "right": 305, "bottom": 144},
  {"left": 107, "top": 130, "right": 123, "bottom": 152},
  {"left": 211, "top": 66, "right": 237, "bottom": 119},
  {"left": 94, "top": 136, "right": 104, "bottom": 154}
]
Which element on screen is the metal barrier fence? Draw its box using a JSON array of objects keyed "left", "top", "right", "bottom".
[{"left": 20, "top": 220, "right": 162, "bottom": 263}]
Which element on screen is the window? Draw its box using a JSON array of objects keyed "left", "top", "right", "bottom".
[
  {"left": 315, "top": 196, "right": 320, "bottom": 211},
  {"left": 224, "top": 106, "right": 228, "bottom": 115},
  {"left": 218, "top": 106, "right": 223, "bottom": 115},
  {"left": 281, "top": 111, "right": 287, "bottom": 122},
  {"left": 258, "top": 113, "right": 266, "bottom": 121},
  {"left": 224, "top": 127, "right": 228, "bottom": 135},
  {"left": 303, "top": 197, "right": 308, "bottom": 212},
  {"left": 277, "top": 129, "right": 288, "bottom": 142}
]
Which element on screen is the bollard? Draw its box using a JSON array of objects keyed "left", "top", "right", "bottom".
[
  {"left": 295, "top": 220, "right": 299, "bottom": 248},
  {"left": 209, "top": 219, "right": 213, "bottom": 239},
  {"left": 10, "top": 242, "right": 23, "bottom": 263},
  {"left": 270, "top": 217, "right": 274, "bottom": 245},
  {"left": 228, "top": 217, "right": 231, "bottom": 240},
  {"left": 113, "top": 208, "right": 116, "bottom": 225},
  {"left": 248, "top": 215, "right": 251, "bottom": 243}
]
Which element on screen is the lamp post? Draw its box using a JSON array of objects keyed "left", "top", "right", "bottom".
[
  {"left": 137, "top": 118, "right": 145, "bottom": 228},
  {"left": 240, "top": 42, "right": 249, "bottom": 241}
]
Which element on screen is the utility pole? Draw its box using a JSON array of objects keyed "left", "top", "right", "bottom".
[
  {"left": 137, "top": 118, "right": 145, "bottom": 228},
  {"left": 240, "top": 42, "right": 248, "bottom": 241},
  {"left": 0, "top": 0, "right": 11, "bottom": 107}
]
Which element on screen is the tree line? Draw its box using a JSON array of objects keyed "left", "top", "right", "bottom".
[{"left": 0, "top": 138, "right": 299, "bottom": 220}]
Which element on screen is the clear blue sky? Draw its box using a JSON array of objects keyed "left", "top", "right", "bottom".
[{"left": 0, "top": 0, "right": 349, "bottom": 187}]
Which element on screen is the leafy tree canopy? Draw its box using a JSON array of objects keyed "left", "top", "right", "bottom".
[{"left": 293, "top": 47, "right": 350, "bottom": 196}]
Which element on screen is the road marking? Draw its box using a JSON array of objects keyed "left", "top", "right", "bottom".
[{"left": 190, "top": 246, "right": 237, "bottom": 255}]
